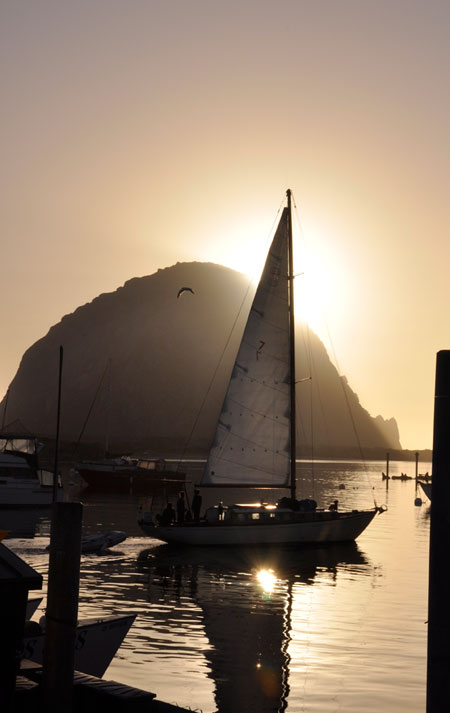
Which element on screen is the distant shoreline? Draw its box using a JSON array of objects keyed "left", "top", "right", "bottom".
[
  {"left": 39, "top": 438, "right": 432, "bottom": 467},
  {"left": 296, "top": 446, "right": 432, "bottom": 462}
]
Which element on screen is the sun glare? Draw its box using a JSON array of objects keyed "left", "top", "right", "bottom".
[
  {"left": 295, "top": 251, "right": 335, "bottom": 333},
  {"left": 209, "top": 211, "right": 348, "bottom": 341},
  {"left": 294, "top": 218, "right": 344, "bottom": 337}
]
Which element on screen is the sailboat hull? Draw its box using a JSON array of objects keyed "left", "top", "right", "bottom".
[{"left": 141, "top": 509, "right": 378, "bottom": 546}]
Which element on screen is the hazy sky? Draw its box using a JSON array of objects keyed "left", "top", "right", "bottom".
[{"left": 2, "top": 1, "right": 449, "bottom": 450}]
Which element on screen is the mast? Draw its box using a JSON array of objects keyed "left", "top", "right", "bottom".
[
  {"left": 53, "top": 346, "right": 63, "bottom": 504},
  {"left": 287, "top": 189, "right": 296, "bottom": 500},
  {"left": 1, "top": 387, "right": 9, "bottom": 430},
  {"left": 105, "top": 358, "right": 112, "bottom": 457}
]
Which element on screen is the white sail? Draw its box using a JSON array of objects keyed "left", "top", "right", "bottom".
[{"left": 202, "top": 208, "right": 291, "bottom": 487}]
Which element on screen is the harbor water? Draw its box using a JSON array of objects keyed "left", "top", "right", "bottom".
[{"left": 5, "top": 458, "right": 431, "bottom": 713}]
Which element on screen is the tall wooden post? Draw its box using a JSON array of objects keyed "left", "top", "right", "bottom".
[
  {"left": 426, "top": 350, "right": 450, "bottom": 712},
  {"left": 41, "top": 502, "right": 82, "bottom": 712}
]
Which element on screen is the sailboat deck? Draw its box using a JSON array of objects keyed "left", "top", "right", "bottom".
[
  {"left": 188, "top": 508, "right": 370, "bottom": 527},
  {"left": 139, "top": 507, "right": 379, "bottom": 546}
]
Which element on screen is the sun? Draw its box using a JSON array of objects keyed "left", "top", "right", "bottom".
[
  {"left": 294, "top": 248, "right": 336, "bottom": 333},
  {"left": 208, "top": 210, "right": 346, "bottom": 340}
]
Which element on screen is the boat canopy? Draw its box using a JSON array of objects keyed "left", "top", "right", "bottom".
[{"left": 0, "top": 435, "right": 40, "bottom": 455}]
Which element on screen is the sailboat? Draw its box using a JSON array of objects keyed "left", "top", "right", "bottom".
[
  {"left": 139, "top": 190, "right": 383, "bottom": 546},
  {"left": 73, "top": 360, "right": 185, "bottom": 492}
]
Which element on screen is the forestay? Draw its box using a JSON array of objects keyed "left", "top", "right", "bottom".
[{"left": 201, "top": 208, "right": 291, "bottom": 487}]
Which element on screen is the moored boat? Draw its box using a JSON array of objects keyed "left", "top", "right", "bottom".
[
  {"left": 74, "top": 456, "right": 185, "bottom": 493},
  {"left": 0, "top": 430, "right": 63, "bottom": 507},
  {"left": 20, "top": 613, "right": 136, "bottom": 678}
]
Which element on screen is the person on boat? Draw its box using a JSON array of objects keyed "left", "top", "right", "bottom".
[
  {"left": 159, "top": 502, "right": 175, "bottom": 526},
  {"left": 192, "top": 489, "right": 202, "bottom": 521},
  {"left": 218, "top": 501, "right": 224, "bottom": 520},
  {"left": 176, "top": 491, "right": 186, "bottom": 523},
  {"left": 329, "top": 499, "right": 339, "bottom": 512}
]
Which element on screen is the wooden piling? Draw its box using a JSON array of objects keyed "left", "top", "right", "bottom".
[
  {"left": 426, "top": 350, "right": 450, "bottom": 712},
  {"left": 41, "top": 501, "right": 83, "bottom": 713}
]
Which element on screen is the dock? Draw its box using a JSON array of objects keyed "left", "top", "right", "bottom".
[{"left": 15, "top": 660, "right": 193, "bottom": 712}]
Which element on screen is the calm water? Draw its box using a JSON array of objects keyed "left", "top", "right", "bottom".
[{"left": 5, "top": 459, "right": 432, "bottom": 713}]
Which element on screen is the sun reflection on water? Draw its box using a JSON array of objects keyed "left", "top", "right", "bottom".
[{"left": 256, "top": 568, "right": 276, "bottom": 594}]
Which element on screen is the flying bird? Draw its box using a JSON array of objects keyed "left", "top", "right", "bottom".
[{"left": 177, "top": 287, "right": 194, "bottom": 299}]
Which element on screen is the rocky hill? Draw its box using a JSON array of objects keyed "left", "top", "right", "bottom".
[{"left": 0, "top": 262, "right": 401, "bottom": 457}]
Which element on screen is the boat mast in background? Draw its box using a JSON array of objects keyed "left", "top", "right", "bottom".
[
  {"left": 1, "top": 388, "right": 9, "bottom": 430},
  {"left": 105, "top": 357, "right": 112, "bottom": 458}
]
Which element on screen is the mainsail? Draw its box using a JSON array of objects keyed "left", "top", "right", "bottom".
[{"left": 201, "top": 208, "right": 291, "bottom": 487}]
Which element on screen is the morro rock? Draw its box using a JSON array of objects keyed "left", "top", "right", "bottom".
[{"left": 0, "top": 262, "right": 401, "bottom": 456}]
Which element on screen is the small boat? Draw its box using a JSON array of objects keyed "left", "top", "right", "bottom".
[
  {"left": 391, "top": 473, "right": 413, "bottom": 481},
  {"left": 419, "top": 472, "right": 432, "bottom": 482},
  {"left": 45, "top": 530, "right": 128, "bottom": 554},
  {"left": 73, "top": 363, "right": 185, "bottom": 493},
  {"left": 20, "top": 613, "right": 136, "bottom": 678},
  {"left": 139, "top": 190, "right": 383, "bottom": 546},
  {"left": 81, "top": 530, "right": 127, "bottom": 554}
]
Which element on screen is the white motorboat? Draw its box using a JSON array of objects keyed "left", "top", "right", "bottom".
[
  {"left": 20, "top": 613, "right": 136, "bottom": 678},
  {"left": 0, "top": 431, "right": 63, "bottom": 507}
]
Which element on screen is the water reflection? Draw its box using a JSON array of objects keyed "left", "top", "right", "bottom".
[
  {"left": 137, "top": 543, "right": 369, "bottom": 713},
  {"left": 4, "top": 459, "right": 431, "bottom": 712}
]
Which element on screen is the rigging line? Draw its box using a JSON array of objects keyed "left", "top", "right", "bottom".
[
  {"left": 174, "top": 200, "right": 285, "bottom": 474},
  {"left": 322, "top": 296, "right": 377, "bottom": 506},
  {"left": 71, "top": 362, "right": 109, "bottom": 458},
  {"left": 303, "top": 320, "right": 331, "bottom": 455},
  {"left": 290, "top": 195, "right": 318, "bottom": 498},
  {"left": 302, "top": 324, "right": 317, "bottom": 499},
  {"left": 291, "top": 194, "right": 376, "bottom": 506}
]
